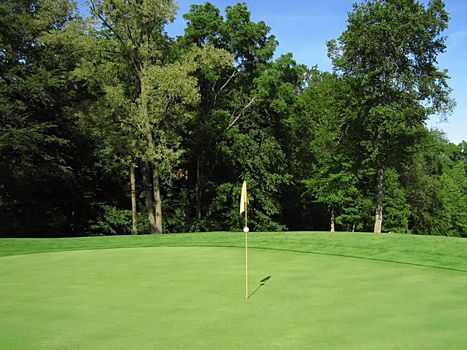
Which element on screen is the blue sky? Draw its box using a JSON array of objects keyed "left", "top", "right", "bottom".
[{"left": 78, "top": 0, "right": 466, "bottom": 144}]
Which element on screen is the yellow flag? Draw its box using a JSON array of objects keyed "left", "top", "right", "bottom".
[{"left": 240, "top": 181, "right": 247, "bottom": 214}]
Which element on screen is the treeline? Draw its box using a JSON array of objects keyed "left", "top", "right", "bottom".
[{"left": 1, "top": 0, "right": 465, "bottom": 237}]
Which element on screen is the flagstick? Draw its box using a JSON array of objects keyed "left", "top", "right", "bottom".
[
  {"left": 240, "top": 180, "right": 249, "bottom": 301},
  {"left": 245, "top": 208, "right": 248, "bottom": 300}
]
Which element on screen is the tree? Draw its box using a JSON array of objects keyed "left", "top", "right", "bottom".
[
  {"left": 328, "top": 0, "right": 453, "bottom": 232},
  {"left": 0, "top": 0, "right": 102, "bottom": 236},
  {"left": 179, "top": 2, "right": 287, "bottom": 231},
  {"left": 178, "top": 3, "right": 236, "bottom": 223},
  {"left": 402, "top": 130, "right": 466, "bottom": 236},
  {"left": 73, "top": 58, "right": 141, "bottom": 234},
  {"left": 288, "top": 70, "right": 366, "bottom": 232},
  {"left": 381, "top": 169, "right": 411, "bottom": 232},
  {"left": 88, "top": 0, "right": 209, "bottom": 233}
]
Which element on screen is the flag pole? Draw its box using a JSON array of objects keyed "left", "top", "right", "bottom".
[
  {"left": 245, "top": 206, "right": 248, "bottom": 300},
  {"left": 240, "top": 180, "right": 249, "bottom": 300},
  {"left": 245, "top": 224, "right": 248, "bottom": 300}
]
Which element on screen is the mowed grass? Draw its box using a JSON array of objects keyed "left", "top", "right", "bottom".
[{"left": 1, "top": 232, "right": 467, "bottom": 349}]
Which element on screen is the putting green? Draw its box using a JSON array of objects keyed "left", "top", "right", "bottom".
[{"left": 1, "top": 246, "right": 466, "bottom": 349}]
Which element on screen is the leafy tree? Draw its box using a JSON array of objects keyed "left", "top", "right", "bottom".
[
  {"left": 328, "top": 0, "right": 453, "bottom": 232},
  {"left": 381, "top": 169, "right": 411, "bottom": 232},
  {"left": 402, "top": 130, "right": 466, "bottom": 236},
  {"left": 73, "top": 55, "right": 141, "bottom": 234},
  {"left": 87, "top": 0, "right": 214, "bottom": 233},
  {"left": 179, "top": 2, "right": 289, "bottom": 231},
  {"left": 178, "top": 5, "right": 236, "bottom": 222},
  {"left": 289, "top": 70, "right": 368, "bottom": 232},
  {"left": 0, "top": 0, "right": 101, "bottom": 236}
]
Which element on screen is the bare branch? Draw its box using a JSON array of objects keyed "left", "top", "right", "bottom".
[
  {"left": 218, "top": 70, "right": 238, "bottom": 94},
  {"left": 211, "top": 70, "right": 238, "bottom": 109},
  {"left": 226, "top": 96, "right": 256, "bottom": 130}
]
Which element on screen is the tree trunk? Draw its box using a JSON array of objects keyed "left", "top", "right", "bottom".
[
  {"left": 195, "top": 156, "right": 203, "bottom": 220},
  {"left": 152, "top": 166, "right": 163, "bottom": 233},
  {"left": 330, "top": 208, "right": 335, "bottom": 232},
  {"left": 139, "top": 64, "right": 161, "bottom": 234},
  {"left": 374, "top": 168, "right": 384, "bottom": 233},
  {"left": 130, "top": 165, "right": 137, "bottom": 235},
  {"left": 143, "top": 163, "right": 158, "bottom": 234}
]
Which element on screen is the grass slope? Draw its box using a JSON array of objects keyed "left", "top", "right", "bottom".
[
  {"left": 1, "top": 232, "right": 467, "bottom": 349},
  {"left": 1, "top": 231, "right": 467, "bottom": 271}
]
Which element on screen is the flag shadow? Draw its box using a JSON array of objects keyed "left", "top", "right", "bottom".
[{"left": 248, "top": 275, "right": 271, "bottom": 299}]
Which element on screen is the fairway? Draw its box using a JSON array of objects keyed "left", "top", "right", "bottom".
[{"left": 1, "top": 240, "right": 467, "bottom": 349}]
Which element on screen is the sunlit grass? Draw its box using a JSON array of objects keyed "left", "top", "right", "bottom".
[{"left": 1, "top": 232, "right": 466, "bottom": 349}]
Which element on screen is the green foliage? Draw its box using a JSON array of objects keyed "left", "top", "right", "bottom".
[
  {"left": 327, "top": 0, "right": 453, "bottom": 232},
  {"left": 329, "top": 0, "right": 451, "bottom": 112},
  {"left": 90, "top": 204, "right": 132, "bottom": 235},
  {"left": 206, "top": 183, "right": 244, "bottom": 231},
  {"left": 402, "top": 130, "right": 467, "bottom": 236},
  {"left": 217, "top": 126, "right": 290, "bottom": 231},
  {"left": 177, "top": 2, "right": 288, "bottom": 232},
  {"left": 382, "top": 170, "right": 411, "bottom": 233},
  {"left": 0, "top": 0, "right": 103, "bottom": 236},
  {"left": 161, "top": 187, "right": 192, "bottom": 233},
  {"left": 1, "top": 0, "right": 462, "bottom": 238}
]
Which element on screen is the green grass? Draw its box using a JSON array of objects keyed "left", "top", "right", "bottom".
[
  {"left": 2, "top": 231, "right": 467, "bottom": 271},
  {"left": 1, "top": 232, "right": 467, "bottom": 349}
]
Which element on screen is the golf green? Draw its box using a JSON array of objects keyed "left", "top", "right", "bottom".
[{"left": 1, "top": 245, "right": 466, "bottom": 349}]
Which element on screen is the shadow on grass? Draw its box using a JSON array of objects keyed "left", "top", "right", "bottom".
[{"left": 248, "top": 275, "right": 271, "bottom": 299}]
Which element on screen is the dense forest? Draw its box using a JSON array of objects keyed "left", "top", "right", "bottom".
[{"left": 1, "top": 0, "right": 465, "bottom": 237}]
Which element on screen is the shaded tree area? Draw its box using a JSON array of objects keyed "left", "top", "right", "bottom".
[
  {"left": 1, "top": 0, "right": 465, "bottom": 237},
  {"left": 0, "top": 0, "right": 117, "bottom": 236}
]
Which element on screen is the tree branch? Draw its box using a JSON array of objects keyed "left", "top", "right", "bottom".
[
  {"left": 226, "top": 96, "right": 256, "bottom": 130},
  {"left": 89, "top": 0, "right": 140, "bottom": 73},
  {"left": 211, "top": 70, "right": 238, "bottom": 109},
  {"left": 217, "top": 70, "right": 238, "bottom": 94}
]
